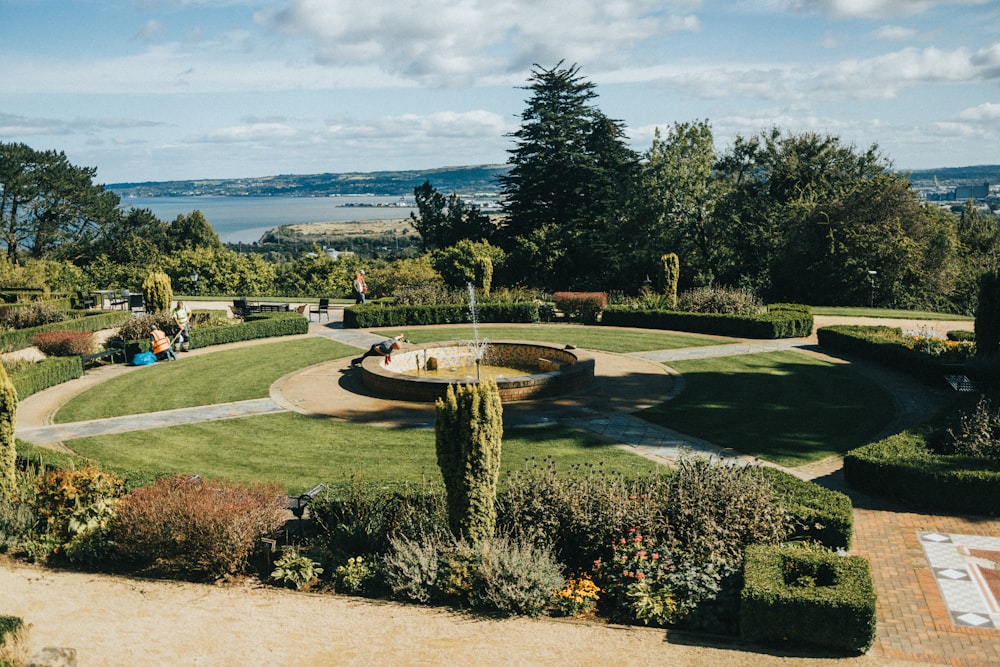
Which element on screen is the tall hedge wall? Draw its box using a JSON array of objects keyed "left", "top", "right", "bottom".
[{"left": 344, "top": 303, "right": 539, "bottom": 328}]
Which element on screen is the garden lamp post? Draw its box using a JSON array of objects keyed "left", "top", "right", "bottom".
[
  {"left": 867, "top": 270, "right": 877, "bottom": 308},
  {"left": 190, "top": 271, "right": 199, "bottom": 295}
]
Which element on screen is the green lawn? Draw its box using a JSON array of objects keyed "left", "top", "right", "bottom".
[
  {"left": 64, "top": 414, "right": 660, "bottom": 494},
  {"left": 374, "top": 324, "right": 734, "bottom": 353},
  {"left": 55, "top": 337, "right": 359, "bottom": 422},
  {"left": 640, "top": 350, "right": 895, "bottom": 466}
]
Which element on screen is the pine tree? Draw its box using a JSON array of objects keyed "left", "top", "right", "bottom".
[
  {"left": 434, "top": 380, "right": 503, "bottom": 545},
  {"left": 499, "top": 62, "right": 638, "bottom": 289},
  {"left": 0, "top": 362, "right": 17, "bottom": 500}
]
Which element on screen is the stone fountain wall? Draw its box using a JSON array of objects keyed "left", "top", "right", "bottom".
[{"left": 360, "top": 340, "right": 595, "bottom": 402}]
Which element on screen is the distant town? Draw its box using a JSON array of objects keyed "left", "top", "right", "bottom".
[{"left": 109, "top": 163, "right": 999, "bottom": 212}]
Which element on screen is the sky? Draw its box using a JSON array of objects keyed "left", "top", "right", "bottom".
[{"left": 2, "top": 0, "right": 999, "bottom": 184}]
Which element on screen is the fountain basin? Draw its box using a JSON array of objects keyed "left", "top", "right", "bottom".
[{"left": 359, "top": 340, "right": 595, "bottom": 402}]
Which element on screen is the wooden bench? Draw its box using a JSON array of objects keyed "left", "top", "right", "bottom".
[
  {"left": 257, "top": 303, "right": 290, "bottom": 313},
  {"left": 80, "top": 345, "right": 125, "bottom": 369}
]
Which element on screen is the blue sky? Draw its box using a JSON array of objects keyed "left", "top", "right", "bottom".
[{"left": 2, "top": 0, "right": 999, "bottom": 184}]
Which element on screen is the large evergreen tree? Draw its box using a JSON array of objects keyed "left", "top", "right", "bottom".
[
  {"left": 0, "top": 142, "right": 119, "bottom": 264},
  {"left": 499, "top": 62, "right": 638, "bottom": 289}
]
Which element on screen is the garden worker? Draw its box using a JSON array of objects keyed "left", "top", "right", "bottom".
[
  {"left": 353, "top": 270, "right": 367, "bottom": 304},
  {"left": 150, "top": 325, "right": 177, "bottom": 361},
  {"left": 171, "top": 300, "right": 192, "bottom": 352},
  {"left": 351, "top": 334, "right": 404, "bottom": 367}
]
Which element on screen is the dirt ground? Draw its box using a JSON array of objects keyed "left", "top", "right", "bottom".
[{"left": 2, "top": 558, "right": 937, "bottom": 667}]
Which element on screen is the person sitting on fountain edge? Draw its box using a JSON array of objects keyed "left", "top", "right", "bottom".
[{"left": 352, "top": 334, "right": 405, "bottom": 367}]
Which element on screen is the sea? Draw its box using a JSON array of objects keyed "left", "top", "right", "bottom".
[{"left": 118, "top": 195, "right": 418, "bottom": 244}]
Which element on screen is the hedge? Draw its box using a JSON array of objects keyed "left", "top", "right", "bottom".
[
  {"left": 186, "top": 312, "right": 309, "bottom": 349},
  {"left": 10, "top": 356, "right": 83, "bottom": 400},
  {"left": 815, "top": 325, "right": 948, "bottom": 385},
  {"left": 344, "top": 302, "right": 539, "bottom": 328},
  {"left": 843, "top": 431, "right": 1000, "bottom": 515},
  {"left": 740, "top": 544, "right": 877, "bottom": 654},
  {"left": 0, "top": 311, "right": 131, "bottom": 353},
  {"left": 753, "top": 467, "right": 854, "bottom": 550},
  {"left": 600, "top": 305, "right": 813, "bottom": 339}
]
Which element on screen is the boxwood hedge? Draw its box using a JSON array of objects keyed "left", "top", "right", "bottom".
[
  {"left": 344, "top": 302, "right": 539, "bottom": 328},
  {"left": 600, "top": 305, "right": 812, "bottom": 339},
  {"left": 844, "top": 431, "right": 1000, "bottom": 515},
  {"left": 741, "top": 544, "right": 877, "bottom": 654}
]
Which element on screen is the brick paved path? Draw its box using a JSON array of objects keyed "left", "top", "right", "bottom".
[{"left": 850, "top": 492, "right": 1000, "bottom": 666}]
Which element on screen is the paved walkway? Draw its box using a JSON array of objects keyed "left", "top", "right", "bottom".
[{"left": 12, "top": 309, "right": 1000, "bottom": 666}]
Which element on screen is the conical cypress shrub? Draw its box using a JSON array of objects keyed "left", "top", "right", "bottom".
[
  {"left": 0, "top": 363, "right": 17, "bottom": 500},
  {"left": 434, "top": 379, "right": 503, "bottom": 545}
]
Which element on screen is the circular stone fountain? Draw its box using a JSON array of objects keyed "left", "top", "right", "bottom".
[{"left": 359, "top": 340, "right": 595, "bottom": 402}]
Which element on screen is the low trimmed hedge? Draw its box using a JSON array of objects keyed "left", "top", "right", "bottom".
[
  {"left": 0, "top": 311, "right": 131, "bottom": 353},
  {"left": 741, "top": 544, "right": 877, "bottom": 654},
  {"left": 344, "top": 302, "right": 539, "bottom": 328},
  {"left": 753, "top": 467, "right": 854, "bottom": 550},
  {"left": 844, "top": 431, "right": 1000, "bottom": 515},
  {"left": 816, "top": 325, "right": 950, "bottom": 385},
  {"left": 187, "top": 312, "right": 308, "bottom": 349},
  {"left": 600, "top": 305, "right": 813, "bottom": 339},
  {"left": 11, "top": 356, "right": 83, "bottom": 399}
]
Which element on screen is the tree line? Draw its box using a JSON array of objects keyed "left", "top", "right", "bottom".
[{"left": 2, "top": 61, "right": 998, "bottom": 312}]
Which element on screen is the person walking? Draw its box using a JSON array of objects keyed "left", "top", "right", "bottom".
[
  {"left": 171, "top": 300, "right": 193, "bottom": 352},
  {"left": 353, "top": 270, "right": 367, "bottom": 304},
  {"left": 351, "top": 334, "right": 404, "bottom": 366}
]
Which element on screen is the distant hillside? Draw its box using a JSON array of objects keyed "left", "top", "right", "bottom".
[
  {"left": 903, "top": 165, "right": 1000, "bottom": 187},
  {"left": 108, "top": 164, "right": 510, "bottom": 198},
  {"left": 108, "top": 162, "right": 998, "bottom": 198}
]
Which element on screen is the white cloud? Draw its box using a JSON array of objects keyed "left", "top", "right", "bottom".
[
  {"left": 957, "top": 102, "right": 1000, "bottom": 122},
  {"left": 200, "top": 122, "right": 299, "bottom": 142},
  {"left": 256, "top": 0, "right": 700, "bottom": 85},
  {"left": 873, "top": 25, "right": 916, "bottom": 41},
  {"left": 780, "top": 0, "right": 991, "bottom": 19}
]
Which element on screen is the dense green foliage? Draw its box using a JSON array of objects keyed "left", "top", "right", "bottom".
[
  {"left": 0, "top": 363, "right": 15, "bottom": 500},
  {"left": 844, "top": 430, "right": 1000, "bottom": 515},
  {"left": 435, "top": 380, "right": 504, "bottom": 545},
  {"left": 141, "top": 271, "right": 173, "bottom": 313},
  {"left": 975, "top": 270, "right": 1000, "bottom": 359},
  {"left": 741, "top": 544, "right": 877, "bottom": 654}
]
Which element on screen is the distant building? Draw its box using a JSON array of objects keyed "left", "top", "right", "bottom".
[{"left": 925, "top": 181, "right": 990, "bottom": 201}]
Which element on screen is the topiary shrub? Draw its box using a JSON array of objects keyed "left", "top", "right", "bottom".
[
  {"left": 552, "top": 292, "right": 607, "bottom": 324},
  {"left": 142, "top": 271, "right": 173, "bottom": 313},
  {"left": 435, "top": 380, "right": 503, "bottom": 545},
  {"left": 0, "top": 363, "right": 15, "bottom": 502},
  {"left": 741, "top": 544, "right": 877, "bottom": 654},
  {"left": 662, "top": 252, "right": 679, "bottom": 309}
]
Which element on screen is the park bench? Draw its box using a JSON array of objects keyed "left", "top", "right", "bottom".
[{"left": 80, "top": 343, "right": 125, "bottom": 369}]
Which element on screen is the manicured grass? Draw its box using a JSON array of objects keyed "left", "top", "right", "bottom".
[
  {"left": 810, "top": 306, "right": 972, "bottom": 320},
  {"left": 55, "top": 337, "right": 359, "bottom": 422},
  {"left": 64, "top": 414, "right": 661, "bottom": 493},
  {"left": 375, "top": 324, "right": 734, "bottom": 353},
  {"left": 640, "top": 350, "right": 895, "bottom": 467}
]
